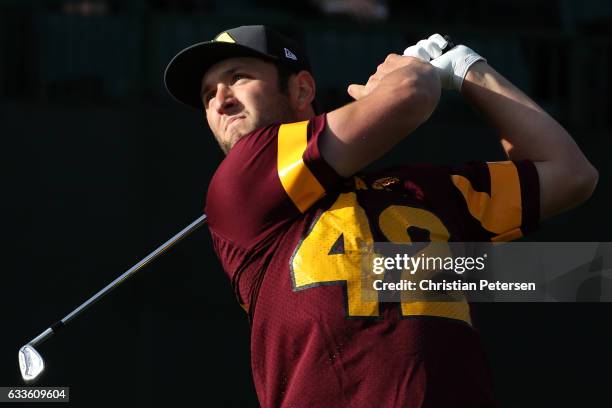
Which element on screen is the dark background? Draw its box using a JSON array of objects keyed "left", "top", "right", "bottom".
[{"left": 1, "top": 0, "right": 611, "bottom": 406}]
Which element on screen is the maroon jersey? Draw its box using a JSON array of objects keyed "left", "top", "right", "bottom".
[{"left": 205, "top": 114, "right": 539, "bottom": 407}]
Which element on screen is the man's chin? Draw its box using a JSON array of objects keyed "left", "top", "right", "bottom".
[{"left": 224, "top": 128, "right": 251, "bottom": 151}]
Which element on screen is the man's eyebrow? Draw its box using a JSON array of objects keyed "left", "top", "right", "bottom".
[{"left": 200, "top": 67, "right": 242, "bottom": 99}]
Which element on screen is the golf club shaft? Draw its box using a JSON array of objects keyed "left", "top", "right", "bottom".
[{"left": 27, "top": 214, "right": 208, "bottom": 347}]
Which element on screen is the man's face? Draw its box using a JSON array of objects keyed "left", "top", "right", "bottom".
[{"left": 201, "top": 57, "right": 295, "bottom": 153}]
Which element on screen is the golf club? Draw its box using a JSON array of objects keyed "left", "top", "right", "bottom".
[{"left": 18, "top": 213, "right": 208, "bottom": 382}]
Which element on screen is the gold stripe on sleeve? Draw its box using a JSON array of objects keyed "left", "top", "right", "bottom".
[
  {"left": 451, "top": 161, "right": 522, "bottom": 239},
  {"left": 278, "top": 121, "right": 326, "bottom": 213},
  {"left": 401, "top": 301, "right": 472, "bottom": 325}
]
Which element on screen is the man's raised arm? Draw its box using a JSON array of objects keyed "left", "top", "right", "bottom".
[
  {"left": 320, "top": 54, "right": 441, "bottom": 178},
  {"left": 460, "top": 61, "right": 598, "bottom": 220}
]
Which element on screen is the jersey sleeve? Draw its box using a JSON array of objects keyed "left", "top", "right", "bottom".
[
  {"left": 205, "top": 113, "right": 341, "bottom": 250},
  {"left": 447, "top": 160, "right": 540, "bottom": 241}
]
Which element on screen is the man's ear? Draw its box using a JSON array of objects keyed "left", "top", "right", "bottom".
[{"left": 289, "top": 70, "right": 316, "bottom": 113}]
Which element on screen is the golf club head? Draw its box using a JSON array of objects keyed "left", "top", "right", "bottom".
[{"left": 18, "top": 344, "right": 44, "bottom": 382}]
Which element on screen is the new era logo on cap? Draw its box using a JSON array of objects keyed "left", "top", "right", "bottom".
[{"left": 284, "top": 48, "right": 297, "bottom": 61}]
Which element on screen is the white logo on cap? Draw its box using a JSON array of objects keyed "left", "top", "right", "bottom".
[{"left": 284, "top": 48, "right": 297, "bottom": 61}]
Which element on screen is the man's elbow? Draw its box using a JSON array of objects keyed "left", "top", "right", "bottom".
[
  {"left": 539, "top": 158, "right": 598, "bottom": 220},
  {"left": 573, "top": 162, "right": 599, "bottom": 203},
  {"left": 562, "top": 161, "right": 599, "bottom": 211}
]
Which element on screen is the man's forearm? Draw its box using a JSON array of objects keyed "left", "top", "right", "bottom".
[{"left": 460, "top": 61, "right": 584, "bottom": 164}]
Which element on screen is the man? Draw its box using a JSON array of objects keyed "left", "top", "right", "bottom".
[{"left": 164, "top": 25, "right": 597, "bottom": 407}]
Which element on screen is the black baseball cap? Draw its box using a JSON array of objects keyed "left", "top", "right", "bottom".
[{"left": 164, "top": 25, "right": 312, "bottom": 110}]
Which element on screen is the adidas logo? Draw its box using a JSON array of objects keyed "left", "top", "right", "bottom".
[{"left": 284, "top": 48, "right": 297, "bottom": 61}]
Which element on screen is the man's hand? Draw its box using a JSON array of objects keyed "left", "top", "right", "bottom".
[
  {"left": 347, "top": 53, "right": 433, "bottom": 100},
  {"left": 403, "top": 34, "right": 486, "bottom": 91}
]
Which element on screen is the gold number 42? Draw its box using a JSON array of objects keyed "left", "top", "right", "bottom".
[{"left": 290, "top": 192, "right": 471, "bottom": 323}]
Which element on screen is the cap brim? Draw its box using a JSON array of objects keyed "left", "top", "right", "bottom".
[{"left": 164, "top": 41, "right": 277, "bottom": 110}]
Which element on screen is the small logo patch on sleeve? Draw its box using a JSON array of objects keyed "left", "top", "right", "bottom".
[{"left": 372, "top": 177, "right": 400, "bottom": 191}]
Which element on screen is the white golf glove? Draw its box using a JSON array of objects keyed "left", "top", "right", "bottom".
[{"left": 403, "top": 34, "right": 486, "bottom": 91}]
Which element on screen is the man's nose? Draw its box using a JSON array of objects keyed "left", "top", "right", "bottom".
[{"left": 213, "top": 84, "right": 235, "bottom": 114}]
